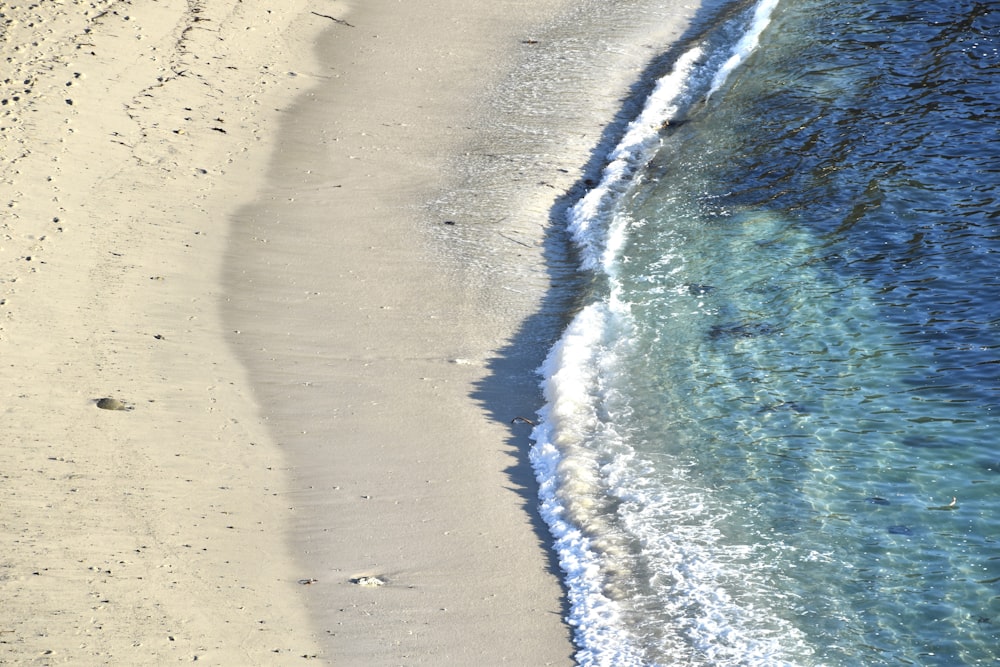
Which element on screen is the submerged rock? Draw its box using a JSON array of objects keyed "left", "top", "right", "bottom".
[{"left": 708, "top": 321, "right": 779, "bottom": 340}]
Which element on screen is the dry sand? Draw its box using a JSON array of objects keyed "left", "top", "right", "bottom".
[{"left": 1, "top": 0, "right": 697, "bottom": 664}]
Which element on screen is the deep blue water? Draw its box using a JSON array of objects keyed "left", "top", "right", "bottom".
[{"left": 532, "top": 0, "right": 1000, "bottom": 664}]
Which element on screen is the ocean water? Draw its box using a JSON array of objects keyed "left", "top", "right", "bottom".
[{"left": 530, "top": 0, "right": 1000, "bottom": 664}]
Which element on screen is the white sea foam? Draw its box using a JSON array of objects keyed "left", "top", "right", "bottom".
[
  {"left": 532, "top": 296, "right": 806, "bottom": 665},
  {"left": 566, "top": 45, "right": 704, "bottom": 274},
  {"left": 533, "top": 300, "right": 807, "bottom": 666},
  {"left": 531, "top": 1, "right": 790, "bottom": 664},
  {"left": 531, "top": 303, "right": 646, "bottom": 666},
  {"left": 707, "top": 0, "right": 781, "bottom": 98}
]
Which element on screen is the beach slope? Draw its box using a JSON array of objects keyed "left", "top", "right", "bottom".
[
  {"left": 1, "top": 0, "right": 696, "bottom": 664},
  {"left": 223, "top": 1, "right": 699, "bottom": 664}
]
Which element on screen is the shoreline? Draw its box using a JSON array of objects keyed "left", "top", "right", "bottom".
[
  {"left": 225, "top": 0, "right": 702, "bottom": 663},
  {"left": 1, "top": 0, "right": 700, "bottom": 663}
]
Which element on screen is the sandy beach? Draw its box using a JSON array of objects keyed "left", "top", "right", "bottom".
[{"left": 1, "top": 0, "right": 696, "bottom": 664}]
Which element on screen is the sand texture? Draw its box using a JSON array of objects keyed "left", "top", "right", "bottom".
[
  {"left": 2, "top": 0, "right": 696, "bottom": 664},
  {"left": 1, "top": 0, "right": 332, "bottom": 662}
]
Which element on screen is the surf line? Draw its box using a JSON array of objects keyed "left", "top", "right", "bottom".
[{"left": 528, "top": 0, "right": 785, "bottom": 664}]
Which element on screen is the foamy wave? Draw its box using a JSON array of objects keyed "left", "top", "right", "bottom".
[
  {"left": 531, "top": 303, "right": 645, "bottom": 666},
  {"left": 566, "top": 46, "right": 704, "bottom": 275},
  {"left": 532, "top": 1, "right": 789, "bottom": 664},
  {"left": 707, "top": 0, "right": 781, "bottom": 98},
  {"left": 532, "top": 304, "right": 806, "bottom": 666}
]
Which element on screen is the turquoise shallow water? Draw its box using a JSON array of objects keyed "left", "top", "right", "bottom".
[{"left": 532, "top": 0, "right": 1000, "bottom": 664}]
